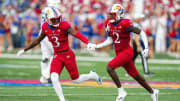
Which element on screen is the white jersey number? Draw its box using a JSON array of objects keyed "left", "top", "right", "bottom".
[
  {"left": 52, "top": 36, "right": 60, "bottom": 47},
  {"left": 113, "top": 32, "right": 120, "bottom": 43}
]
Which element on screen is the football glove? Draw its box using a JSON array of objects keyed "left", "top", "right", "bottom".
[
  {"left": 142, "top": 48, "right": 149, "bottom": 58},
  {"left": 87, "top": 43, "right": 96, "bottom": 51}
]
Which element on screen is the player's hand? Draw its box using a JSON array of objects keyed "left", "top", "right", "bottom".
[
  {"left": 142, "top": 48, "right": 149, "bottom": 58},
  {"left": 17, "top": 49, "right": 25, "bottom": 56},
  {"left": 87, "top": 43, "right": 96, "bottom": 51}
]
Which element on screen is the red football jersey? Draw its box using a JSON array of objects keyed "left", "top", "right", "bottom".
[
  {"left": 42, "top": 21, "right": 71, "bottom": 53},
  {"left": 106, "top": 19, "right": 133, "bottom": 52}
]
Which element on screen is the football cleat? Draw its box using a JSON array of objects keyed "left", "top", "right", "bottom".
[
  {"left": 144, "top": 72, "right": 155, "bottom": 77},
  {"left": 151, "top": 88, "right": 159, "bottom": 101},
  {"left": 40, "top": 76, "right": 52, "bottom": 84},
  {"left": 90, "top": 70, "right": 102, "bottom": 85},
  {"left": 116, "top": 90, "right": 127, "bottom": 101}
]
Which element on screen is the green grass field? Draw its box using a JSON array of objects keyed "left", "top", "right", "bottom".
[{"left": 0, "top": 54, "right": 180, "bottom": 101}]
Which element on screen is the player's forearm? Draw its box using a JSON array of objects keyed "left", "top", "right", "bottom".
[
  {"left": 24, "top": 40, "right": 40, "bottom": 51},
  {"left": 75, "top": 32, "right": 89, "bottom": 44},
  {"left": 96, "top": 37, "right": 113, "bottom": 48},
  {"left": 140, "top": 30, "right": 148, "bottom": 49},
  {"left": 134, "top": 35, "right": 140, "bottom": 47}
]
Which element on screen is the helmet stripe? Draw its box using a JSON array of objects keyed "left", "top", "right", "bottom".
[{"left": 51, "top": 8, "right": 58, "bottom": 17}]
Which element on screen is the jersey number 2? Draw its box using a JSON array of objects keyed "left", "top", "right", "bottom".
[
  {"left": 113, "top": 32, "right": 120, "bottom": 43},
  {"left": 52, "top": 36, "right": 60, "bottom": 47}
]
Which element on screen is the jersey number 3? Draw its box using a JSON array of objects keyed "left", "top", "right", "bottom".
[
  {"left": 52, "top": 36, "right": 60, "bottom": 47},
  {"left": 113, "top": 32, "right": 120, "bottom": 43}
]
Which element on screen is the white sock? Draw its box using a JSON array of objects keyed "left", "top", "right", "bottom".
[
  {"left": 51, "top": 72, "right": 65, "bottom": 101},
  {"left": 73, "top": 74, "right": 91, "bottom": 83},
  {"left": 41, "top": 61, "right": 48, "bottom": 77},
  {"left": 45, "top": 56, "right": 53, "bottom": 78},
  {"left": 118, "top": 87, "right": 125, "bottom": 94}
]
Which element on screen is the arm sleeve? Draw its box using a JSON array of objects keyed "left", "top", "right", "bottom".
[
  {"left": 75, "top": 32, "right": 89, "bottom": 44},
  {"left": 96, "top": 36, "right": 113, "bottom": 48}
]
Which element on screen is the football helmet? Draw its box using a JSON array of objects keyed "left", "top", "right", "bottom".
[
  {"left": 47, "top": 0, "right": 61, "bottom": 8},
  {"left": 107, "top": 4, "right": 124, "bottom": 23},
  {"left": 46, "top": 7, "right": 62, "bottom": 27}
]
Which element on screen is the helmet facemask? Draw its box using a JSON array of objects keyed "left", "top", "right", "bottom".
[
  {"left": 48, "top": 16, "right": 61, "bottom": 27},
  {"left": 108, "top": 12, "right": 121, "bottom": 23}
]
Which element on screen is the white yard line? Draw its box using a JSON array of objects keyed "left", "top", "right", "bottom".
[
  {"left": 1, "top": 53, "right": 180, "bottom": 64},
  {"left": 0, "top": 92, "right": 179, "bottom": 97}
]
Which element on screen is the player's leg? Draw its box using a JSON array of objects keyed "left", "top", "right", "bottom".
[
  {"left": 73, "top": 70, "right": 102, "bottom": 85},
  {"left": 107, "top": 50, "right": 134, "bottom": 101},
  {"left": 132, "top": 40, "right": 139, "bottom": 62},
  {"left": 40, "top": 37, "right": 53, "bottom": 83},
  {"left": 140, "top": 50, "right": 150, "bottom": 73},
  {"left": 0, "top": 34, "right": 4, "bottom": 51},
  {"left": 139, "top": 46, "right": 154, "bottom": 75},
  {"left": 64, "top": 50, "right": 102, "bottom": 84},
  {"left": 50, "top": 55, "right": 66, "bottom": 101},
  {"left": 124, "top": 61, "right": 159, "bottom": 101}
]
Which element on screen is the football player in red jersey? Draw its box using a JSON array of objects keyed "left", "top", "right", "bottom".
[
  {"left": 88, "top": 4, "right": 159, "bottom": 101},
  {"left": 17, "top": 7, "right": 102, "bottom": 101}
]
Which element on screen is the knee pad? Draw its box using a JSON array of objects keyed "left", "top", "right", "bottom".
[
  {"left": 42, "top": 58, "right": 49, "bottom": 63},
  {"left": 51, "top": 72, "right": 59, "bottom": 82}
]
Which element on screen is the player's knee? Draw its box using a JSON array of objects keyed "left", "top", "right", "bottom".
[
  {"left": 51, "top": 72, "right": 59, "bottom": 82},
  {"left": 42, "top": 58, "right": 49, "bottom": 63},
  {"left": 107, "top": 66, "right": 114, "bottom": 73},
  {"left": 134, "top": 74, "right": 145, "bottom": 81}
]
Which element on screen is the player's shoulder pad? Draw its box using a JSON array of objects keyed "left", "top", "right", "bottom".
[
  {"left": 60, "top": 20, "right": 71, "bottom": 30},
  {"left": 121, "top": 18, "right": 133, "bottom": 27},
  {"left": 42, "top": 22, "right": 48, "bottom": 28}
]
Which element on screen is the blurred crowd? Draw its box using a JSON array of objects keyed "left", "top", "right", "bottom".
[{"left": 0, "top": 0, "right": 179, "bottom": 58}]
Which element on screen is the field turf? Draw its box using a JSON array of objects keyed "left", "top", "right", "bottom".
[{"left": 0, "top": 54, "right": 180, "bottom": 101}]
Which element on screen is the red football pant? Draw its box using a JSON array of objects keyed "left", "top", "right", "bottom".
[
  {"left": 50, "top": 50, "right": 79, "bottom": 80},
  {"left": 108, "top": 47, "right": 138, "bottom": 77}
]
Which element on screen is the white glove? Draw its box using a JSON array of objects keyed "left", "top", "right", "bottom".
[
  {"left": 87, "top": 43, "right": 96, "bottom": 51},
  {"left": 17, "top": 49, "right": 25, "bottom": 56},
  {"left": 142, "top": 48, "right": 149, "bottom": 58}
]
